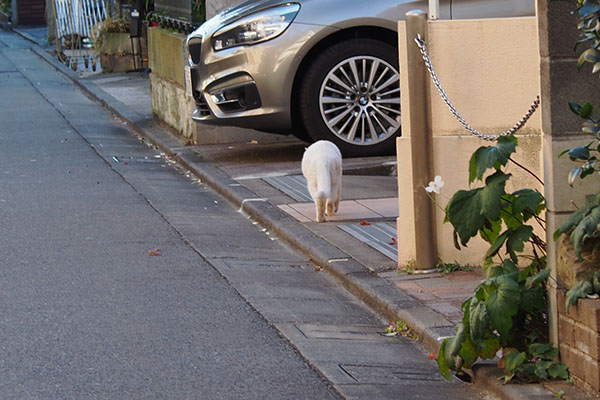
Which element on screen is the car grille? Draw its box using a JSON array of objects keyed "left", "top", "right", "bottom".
[
  {"left": 195, "top": 93, "right": 211, "bottom": 117},
  {"left": 188, "top": 37, "right": 202, "bottom": 65}
]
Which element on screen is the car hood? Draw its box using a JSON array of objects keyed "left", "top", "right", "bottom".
[{"left": 193, "top": 0, "right": 295, "bottom": 37}]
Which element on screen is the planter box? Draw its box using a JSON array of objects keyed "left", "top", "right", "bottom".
[
  {"left": 556, "top": 237, "right": 600, "bottom": 290},
  {"left": 558, "top": 291, "right": 600, "bottom": 395},
  {"left": 556, "top": 237, "right": 600, "bottom": 395},
  {"left": 99, "top": 32, "right": 145, "bottom": 73}
]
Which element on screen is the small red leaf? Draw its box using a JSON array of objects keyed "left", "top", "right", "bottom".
[
  {"left": 359, "top": 220, "right": 371, "bottom": 226},
  {"left": 148, "top": 248, "right": 162, "bottom": 256},
  {"left": 389, "top": 237, "right": 397, "bottom": 246},
  {"left": 428, "top": 352, "right": 436, "bottom": 360}
]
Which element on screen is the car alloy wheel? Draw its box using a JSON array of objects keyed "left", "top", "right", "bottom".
[
  {"left": 299, "top": 39, "right": 401, "bottom": 157},
  {"left": 319, "top": 56, "right": 400, "bottom": 146}
]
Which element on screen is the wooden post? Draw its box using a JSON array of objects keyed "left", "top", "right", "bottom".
[{"left": 405, "top": 10, "right": 438, "bottom": 271}]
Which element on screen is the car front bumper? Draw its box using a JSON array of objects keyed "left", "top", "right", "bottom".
[{"left": 187, "top": 22, "right": 335, "bottom": 134}]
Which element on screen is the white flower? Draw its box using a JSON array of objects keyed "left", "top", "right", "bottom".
[{"left": 425, "top": 176, "right": 445, "bottom": 194}]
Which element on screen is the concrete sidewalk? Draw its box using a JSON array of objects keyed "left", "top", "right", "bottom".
[{"left": 8, "top": 24, "right": 591, "bottom": 400}]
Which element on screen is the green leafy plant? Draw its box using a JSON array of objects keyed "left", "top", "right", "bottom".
[
  {"left": 0, "top": 0, "right": 10, "bottom": 15},
  {"left": 191, "top": 0, "right": 205, "bottom": 24},
  {"left": 385, "top": 320, "right": 419, "bottom": 340},
  {"left": 499, "top": 343, "right": 568, "bottom": 383},
  {"left": 554, "top": 192, "right": 600, "bottom": 260},
  {"left": 436, "top": 262, "right": 472, "bottom": 274},
  {"left": 436, "top": 136, "right": 566, "bottom": 382},
  {"left": 90, "top": 17, "right": 131, "bottom": 53},
  {"left": 564, "top": 271, "right": 600, "bottom": 311}
]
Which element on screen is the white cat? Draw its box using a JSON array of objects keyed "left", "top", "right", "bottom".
[{"left": 301, "top": 140, "right": 342, "bottom": 222}]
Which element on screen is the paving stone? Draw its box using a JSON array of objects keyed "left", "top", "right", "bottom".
[
  {"left": 414, "top": 277, "right": 457, "bottom": 289},
  {"left": 209, "top": 263, "right": 340, "bottom": 288},
  {"left": 234, "top": 283, "right": 352, "bottom": 302},
  {"left": 336, "top": 382, "right": 475, "bottom": 400},
  {"left": 430, "top": 286, "right": 472, "bottom": 300},
  {"left": 445, "top": 270, "right": 483, "bottom": 282},
  {"left": 393, "top": 272, "right": 443, "bottom": 281},
  {"left": 293, "top": 324, "right": 389, "bottom": 341},
  {"left": 245, "top": 297, "right": 382, "bottom": 325},
  {"left": 338, "top": 363, "right": 445, "bottom": 384},
  {"left": 408, "top": 291, "right": 437, "bottom": 302},
  {"left": 427, "top": 302, "right": 462, "bottom": 315},
  {"left": 394, "top": 281, "right": 424, "bottom": 293},
  {"left": 283, "top": 338, "right": 427, "bottom": 365}
]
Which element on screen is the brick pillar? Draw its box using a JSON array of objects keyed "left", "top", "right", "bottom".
[{"left": 537, "top": 0, "right": 600, "bottom": 358}]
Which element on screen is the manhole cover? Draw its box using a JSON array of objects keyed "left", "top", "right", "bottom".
[{"left": 338, "top": 223, "right": 397, "bottom": 261}]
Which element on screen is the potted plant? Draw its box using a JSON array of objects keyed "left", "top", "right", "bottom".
[
  {"left": 92, "top": 17, "right": 135, "bottom": 73},
  {"left": 0, "top": 0, "right": 10, "bottom": 21}
]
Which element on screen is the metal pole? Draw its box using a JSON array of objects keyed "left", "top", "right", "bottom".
[
  {"left": 428, "top": 0, "right": 439, "bottom": 20},
  {"left": 405, "top": 10, "right": 438, "bottom": 272}
]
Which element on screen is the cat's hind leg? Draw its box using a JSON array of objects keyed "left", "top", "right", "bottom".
[
  {"left": 326, "top": 199, "right": 335, "bottom": 216},
  {"left": 315, "top": 197, "right": 326, "bottom": 222}
]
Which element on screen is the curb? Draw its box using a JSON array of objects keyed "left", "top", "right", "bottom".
[{"left": 23, "top": 36, "right": 560, "bottom": 400}]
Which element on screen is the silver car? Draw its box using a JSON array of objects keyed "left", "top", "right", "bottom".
[{"left": 186, "top": 0, "right": 535, "bottom": 157}]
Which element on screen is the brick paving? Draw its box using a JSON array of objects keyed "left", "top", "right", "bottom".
[{"left": 380, "top": 268, "right": 484, "bottom": 326}]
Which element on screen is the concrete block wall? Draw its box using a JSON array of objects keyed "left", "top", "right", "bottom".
[
  {"left": 557, "top": 291, "right": 600, "bottom": 394},
  {"left": 396, "top": 17, "right": 542, "bottom": 267},
  {"left": 147, "top": 27, "right": 194, "bottom": 141}
]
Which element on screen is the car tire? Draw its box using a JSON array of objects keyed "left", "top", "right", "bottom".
[{"left": 299, "top": 38, "right": 401, "bottom": 157}]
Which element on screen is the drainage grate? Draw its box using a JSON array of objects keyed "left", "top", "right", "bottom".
[
  {"left": 264, "top": 175, "right": 312, "bottom": 202},
  {"left": 338, "top": 223, "right": 397, "bottom": 261},
  {"left": 339, "top": 364, "right": 444, "bottom": 384}
]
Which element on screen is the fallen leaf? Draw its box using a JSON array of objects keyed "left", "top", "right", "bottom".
[
  {"left": 359, "top": 220, "right": 371, "bottom": 226},
  {"left": 314, "top": 265, "right": 323, "bottom": 272},
  {"left": 148, "top": 248, "right": 162, "bottom": 256},
  {"left": 389, "top": 237, "right": 397, "bottom": 245},
  {"left": 428, "top": 352, "right": 436, "bottom": 360},
  {"left": 250, "top": 140, "right": 259, "bottom": 145}
]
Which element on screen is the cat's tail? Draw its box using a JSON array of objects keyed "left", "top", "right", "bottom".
[{"left": 315, "top": 170, "right": 331, "bottom": 201}]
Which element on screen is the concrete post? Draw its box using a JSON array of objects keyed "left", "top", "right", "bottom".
[
  {"left": 10, "top": 0, "right": 17, "bottom": 25},
  {"left": 405, "top": 10, "right": 438, "bottom": 271},
  {"left": 428, "top": 0, "right": 439, "bottom": 20},
  {"left": 537, "top": 0, "right": 600, "bottom": 345}
]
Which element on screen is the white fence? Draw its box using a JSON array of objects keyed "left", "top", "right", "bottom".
[{"left": 54, "top": 0, "right": 107, "bottom": 39}]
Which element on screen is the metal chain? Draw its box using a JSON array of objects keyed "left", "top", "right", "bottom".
[{"left": 414, "top": 34, "right": 540, "bottom": 141}]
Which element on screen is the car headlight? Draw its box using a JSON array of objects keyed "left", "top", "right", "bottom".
[{"left": 212, "top": 3, "right": 300, "bottom": 51}]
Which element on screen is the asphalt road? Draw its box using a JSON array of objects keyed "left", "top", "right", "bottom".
[
  {"left": 0, "top": 31, "right": 344, "bottom": 399},
  {"left": 0, "top": 30, "right": 479, "bottom": 399}
]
